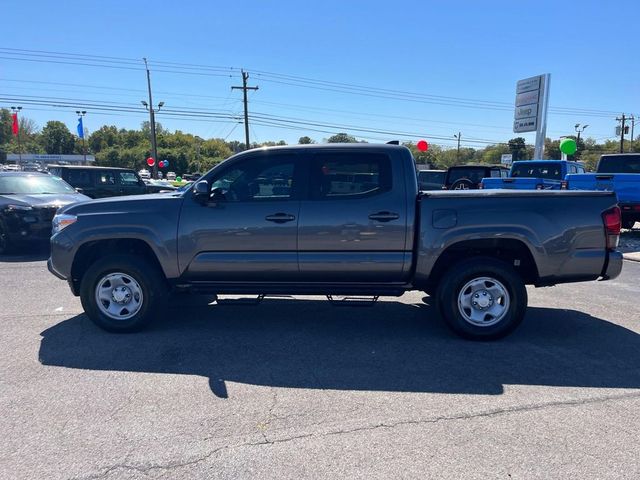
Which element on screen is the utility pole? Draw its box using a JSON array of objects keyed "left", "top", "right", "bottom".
[
  {"left": 10, "top": 106, "right": 22, "bottom": 163},
  {"left": 232, "top": 70, "right": 259, "bottom": 150},
  {"left": 454, "top": 132, "right": 461, "bottom": 161},
  {"left": 630, "top": 115, "right": 635, "bottom": 151},
  {"left": 617, "top": 114, "right": 626, "bottom": 153},
  {"left": 143, "top": 58, "right": 160, "bottom": 178}
]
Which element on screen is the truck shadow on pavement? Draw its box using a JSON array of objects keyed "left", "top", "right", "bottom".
[{"left": 39, "top": 297, "right": 640, "bottom": 398}]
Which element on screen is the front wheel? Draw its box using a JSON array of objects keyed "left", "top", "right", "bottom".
[
  {"left": 80, "top": 254, "right": 167, "bottom": 332},
  {"left": 436, "top": 257, "right": 527, "bottom": 340}
]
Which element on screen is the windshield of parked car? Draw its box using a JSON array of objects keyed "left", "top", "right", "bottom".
[
  {"left": 511, "top": 163, "right": 562, "bottom": 180},
  {"left": 597, "top": 155, "right": 640, "bottom": 174},
  {"left": 0, "top": 175, "right": 76, "bottom": 194}
]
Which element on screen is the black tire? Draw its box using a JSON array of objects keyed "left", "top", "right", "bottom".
[
  {"left": 450, "top": 179, "right": 475, "bottom": 190},
  {"left": 622, "top": 219, "right": 636, "bottom": 230},
  {"left": 436, "top": 257, "right": 527, "bottom": 340},
  {"left": 80, "top": 254, "right": 167, "bottom": 332}
]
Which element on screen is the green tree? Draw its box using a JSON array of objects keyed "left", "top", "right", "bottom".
[
  {"left": 326, "top": 132, "right": 358, "bottom": 143},
  {"left": 298, "top": 136, "right": 315, "bottom": 144},
  {"left": 40, "top": 121, "right": 75, "bottom": 154},
  {"left": 508, "top": 137, "right": 528, "bottom": 161}
]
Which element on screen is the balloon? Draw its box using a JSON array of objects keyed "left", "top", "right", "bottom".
[
  {"left": 176, "top": 176, "right": 182, "bottom": 182},
  {"left": 417, "top": 140, "right": 429, "bottom": 152},
  {"left": 560, "top": 138, "right": 577, "bottom": 155},
  {"left": 162, "top": 160, "right": 169, "bottom": 168},
  {"left": 146, "top": 157, "right": 155, "bottom": 167}
]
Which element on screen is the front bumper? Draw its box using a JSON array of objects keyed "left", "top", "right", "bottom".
[{"left": 47, "top": 257, "right": 66, "bottom": 280}]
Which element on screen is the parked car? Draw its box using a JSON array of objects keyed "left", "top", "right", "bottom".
[
  {"left": 48, "top": 144, "right": 622, "bottom": 340},
  {"left": 417, "top": 169, "right": 446, "bottom": 190},
  {"left": 0, "top": 172, "right": 90, "bottom": 253},
  {"left": 566, "top": 153, "right": 640, "bottom": 229},
  {"left": 138, "top": 169, "right": 151, "bottom": 180},
  {"left": 48, "top": 165, "right": 147, "bottom": 199},
  {"left": 481, "top": 160, "right": 585, "bottom": 190},
  {"left": 166, "top": 171, "right": 177, "bottom": 181},
  {"left": 444, "top": 164, "right": 510, "bottom": 190},
  {"left": 144, "top": 179, "right": 178, "bottom": 193}
]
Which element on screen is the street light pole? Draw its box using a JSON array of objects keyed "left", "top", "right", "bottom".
[
  {"left": 76, "top": 110, "right": 87, "bottom": 164},
  {"left": 454, "top": 132, "right": 461, "bottom": 161},
  {"left": 11, "top": 106, "right": 22, "bottom": 163},
  {"left": 574, "top": 124, "right": 588, "bottom": 158},
  {"left": 143, "top": 58, "right": 161, "bottom": 178}
]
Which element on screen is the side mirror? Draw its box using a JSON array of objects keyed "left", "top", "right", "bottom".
[{"left": 193, "top": 180, "right": 210, "bottom": 204}]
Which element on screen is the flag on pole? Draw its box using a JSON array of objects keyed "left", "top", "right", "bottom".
[
  {"left": 11, "top": 113, "right": 18, "bottom": 136},
  {"left": 77, "top": 116, "right": 84, "bottom": 138}
]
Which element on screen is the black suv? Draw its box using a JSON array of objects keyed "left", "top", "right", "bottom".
[
  {"left": 48, "top": 166, "right": 147, "bottom": 199},
  {"left": 444, "top": 164, "right": 510, "bottom": 190}
]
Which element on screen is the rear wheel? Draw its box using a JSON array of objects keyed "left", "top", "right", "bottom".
[
  {"left": 436, "top": 257, "right": 527, "bottom": 340},
  {"left": 622, "top": 219, "right": 636, "bottom": 230},
  {"left": 80, "top": 254, "right": 167, "bottom": 332},
  {"left": 451, "top": 179, "right": 475, "bottom": 190}
]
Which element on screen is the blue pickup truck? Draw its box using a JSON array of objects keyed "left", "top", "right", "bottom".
[
  {"left": 566, "top": 153, "right": 640, "bottom": 229},
  {"left": 481, "top": 160, "right": 585, "bottom": 190}
]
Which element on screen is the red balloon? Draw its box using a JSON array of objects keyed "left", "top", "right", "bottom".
[
  {"left": 147, "top": 157, "right": 155, "bottom": 167},
  {"left": 417, "top": 140, "right": 429, "bottom": 152}
]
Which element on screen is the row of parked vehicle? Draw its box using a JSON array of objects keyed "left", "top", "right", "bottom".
[
  {"left": 0, "top": 165, "right": 196, "bottom": 254},
  {"left": 418, "top": 154, "right": 640, "bottom": 229}
]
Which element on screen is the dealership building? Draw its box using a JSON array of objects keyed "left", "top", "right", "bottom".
[{"left": 5, "top": 153, "right": 95, "bottom": 166}]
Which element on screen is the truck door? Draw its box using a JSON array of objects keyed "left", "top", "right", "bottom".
[
  {"left": 297, "top": 149, "right": 410, "bottom": 282},
  {"left": 177, "top": 151, "right": 304, "bottom": 281}
]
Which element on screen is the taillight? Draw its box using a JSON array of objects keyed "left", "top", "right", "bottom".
[
  {"left": 560, "top": 181, "right": 568, "bottom": 190},
  {"left": 602, "top": 206, "right": 621, "bottom": 250}
]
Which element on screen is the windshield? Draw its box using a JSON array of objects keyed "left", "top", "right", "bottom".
[
  {"left": 597, "top": 155, "right": 640, "bottom": 174},
  {"left": 0, "top": 175, "right": 76, "bottom": 195},
  {"left": 511, "top": 163, "right": 562, "bottom": 180}
]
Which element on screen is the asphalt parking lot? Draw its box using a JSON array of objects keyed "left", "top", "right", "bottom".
[{"left": 1, "top": 251, "right": 639, "bottom": 479}]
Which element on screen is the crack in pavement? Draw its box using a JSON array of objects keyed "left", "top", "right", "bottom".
[{"left": 75, "top": 390, "right": 640, "bottom": 479}]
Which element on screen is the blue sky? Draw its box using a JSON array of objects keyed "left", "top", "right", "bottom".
[{"left": 1, "top": 0, "right": 638, "bottom": 149}]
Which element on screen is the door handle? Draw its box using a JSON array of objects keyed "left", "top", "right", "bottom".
[
  {"left": 265, "top": 213, "right": 296, "bottom": 223},
  {"left": 368, "top": 211, "right": 400, "bottom": 222}
]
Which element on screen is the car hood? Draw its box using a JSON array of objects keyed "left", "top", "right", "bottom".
[
  {"left": 59, "top": 192, "right": 184, "bottom": 215},
  {"left": 0, "top": 193, "right": 91, "bottom": 208}
]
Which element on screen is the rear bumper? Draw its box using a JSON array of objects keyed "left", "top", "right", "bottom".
[{"left": 602, "top": 250, "right": 623, "bottom": 280}]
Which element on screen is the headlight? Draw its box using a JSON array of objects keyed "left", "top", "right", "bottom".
[
  {"left": 4, "top": 204, "right": 33, "bottom": 212},
  {"left": 52, "top": 214, "right": 77, "bottom": 234}
]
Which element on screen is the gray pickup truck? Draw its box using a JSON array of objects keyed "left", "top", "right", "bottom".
[{"left": 48, "top": 144, "right": 623, "bottom": 339}]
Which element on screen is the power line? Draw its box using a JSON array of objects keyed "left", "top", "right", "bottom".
[{"left": 1, "top": 47, "right": 631, "bottom": 118}]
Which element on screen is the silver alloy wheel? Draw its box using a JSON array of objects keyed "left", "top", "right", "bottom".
[
  {"left": 457, "top": 276, "right": 510, "bottom": 327},
  {"left": 95, "top": 272, "right": 144, "bottom": 321}
]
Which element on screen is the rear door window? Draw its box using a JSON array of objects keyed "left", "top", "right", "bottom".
[
  {"left": 67, "top": 170, "right": 93, "bottom": 187},
  {"left": 97, "top": 171, "right": 116, "bottom": 185},
  {"left": 310, "top": 152, "right": 392, "bottom": 199}
]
